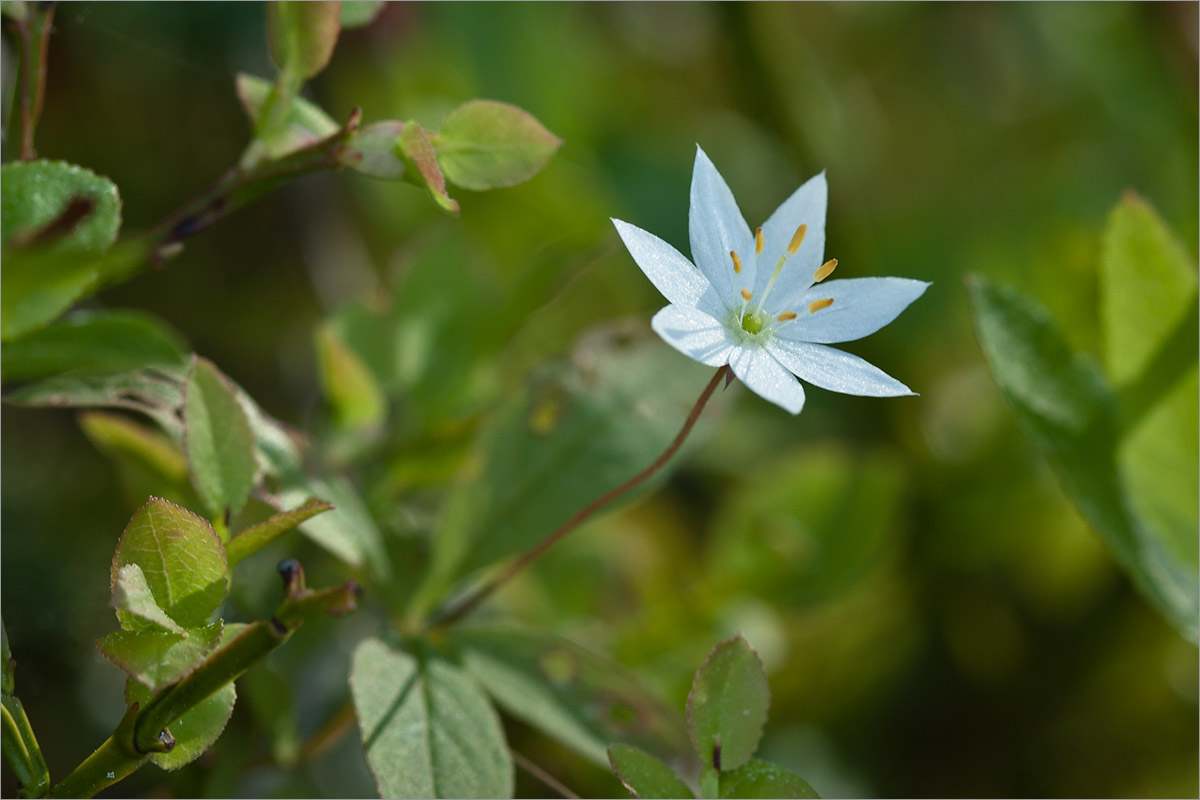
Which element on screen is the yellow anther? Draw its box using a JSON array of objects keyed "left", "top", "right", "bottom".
[
  {"left": 755, "top": 227, "right": 764, "bottom": 255},
  {"left": 730, "top": 251, "right": 742, "bottom": 274},
  {"left": 813, "top": 258, "right": 838, "bottom": 283},
  {"left": 777, "top": 310, "right": 797, "bottom": 322},
  {"left": 808, "top": 297, "right": 834, "bottom": 314},
  {"left": 787, "top": 224, "right": 808, "bottom": 256},
  {"left": 740, "top": 288, "right": 753, "bottom": 301}
]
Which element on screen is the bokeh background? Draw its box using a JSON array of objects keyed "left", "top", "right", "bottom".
[{"left": 3, "top": 3, "right": 1197, "bottom": 797}]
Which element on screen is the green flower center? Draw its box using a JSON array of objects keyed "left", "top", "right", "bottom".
[{"left": 740, "top": 313, "right": 764, "bottom": 335}]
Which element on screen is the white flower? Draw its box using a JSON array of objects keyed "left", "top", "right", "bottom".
[{"left": 612, "top": 146, "right": 930, "bottom": 414}]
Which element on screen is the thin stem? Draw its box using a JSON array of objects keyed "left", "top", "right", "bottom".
[
  {"left": 429, "top": 365, "right": 729, "bottom": 632},
  {"left": 8, "top": 2, "right": 54, "bottom": 160},
  {"left": 512, "top": 749, "right": 580, "bottom": 799}
]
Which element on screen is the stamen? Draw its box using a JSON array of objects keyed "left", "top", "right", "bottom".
[
  {"left": 730, "top": 251, "right": 742, "bottom": 274},
  {"left": 787, "top": 224, "right": 808, "bottom": 256},
  {"left": 813, "top": 258, "right": 838, "bottom": 283},
  {"left": 808, "top": 298, "right": 834, "bottom": 314},
  {"left": 777, "top": 311, "right": 797, "bottom": 322},
  {"left": 740, "top": 288, "right": 753, "bottom": 301},
  {"left": 755, "top": 227, "right": 764, "bottom": 255}
]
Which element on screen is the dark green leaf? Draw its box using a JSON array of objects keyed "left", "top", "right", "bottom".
[
  {"left": 687, "top": 636, "right": 770, "bottom": 772},
  {"left": 2, "top": 621, "right": 13, "bottom": 695},
  {"left": 609, "top": 744, "right": 694, "bottom": 799},
  {"left": 183, "top": 358, "right": 258, "bottom": 518},
  {"left": 432, "top": 100, "right": 561, "bottom": 191},
  {"left": 126, "top": 679, "right": 236, "bottom": 770},
  {"left": 398, "top": 121, "right": 459, "bottom": 214},
  {"left": 718, "top": 759, "right": 819, "bottom": 799},
  {"left": 110, "top": 564, "right": 186, "bottom": 634},
  {"left": 968, "top": 277, "right": 1198, "bottom": 642},
  {"left": 350, "top": 637, "right": 513, "bottom": 799},
  {"left": 99, "top": 622, "right": 223, "bottom": 691},
  {"left": 112, "top": 497, "right": 228, "bottom": 630},
  {"left": 266, "top": 1, "right": 340, "bottom": 79},
  {"left": 226, "top": 499, "right": 334, "bottom": 567}
]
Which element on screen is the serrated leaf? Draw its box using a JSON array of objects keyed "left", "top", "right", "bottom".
[
  {"left": 339, "top": 0, "right": 383, "bottom": 28},
  {"left": 968, "top": 277, "right": 1198, "bottom": 642},
  {"left": 99, "top": 622, "right": 222, "bottom": 691},
  {"left": 687, "top": 636, "right": 770, "bottom": 772},
  {"left": 266, "top": 1, "right": 340, "bottom": 79},
  {"left": 609, "top": 744, "right": 694, "bottom": 799},
  {"left": 111, "top": 564, "right": 186, "bottom": 634},
  {"left": 226, "top": 499, "right": 334, "bottom": 567},
  {"left": 718, "top": 758, "right": 819, "bottom": 799},
  {"left": 112, "top": 498, "right": 228, "bottom": 630},
  {"left": 398, "top": 121, "right": 459, "bottom": 214},
  {"left": 126, "top": 678, "right": 236, "bottom": 770},
  {"left": 0, "top": 309, "right": 189, "bottom": 382},
  {"left": 432, "top": 100, "right": 561, "bottom": 191},
  {"left": 1, "top": 160, "right": 121, "bottom": 254},
  {"left": 235, "top": 72, "right": 339, "bottom": 159},
  {"left": 6, "top": 366, "right": 186, "bottom": 439},
  {"left": 351, "top": 638, "right": 513, "bottom": 799},
  {"left": 184, "top": 358, "right": 258, "bottom": 518},
  {"left": 314, "top": 323, "right": 386, "bottom": 431},
  {"left": 344, "top": 120, "right": 407, "bottom": 180}
]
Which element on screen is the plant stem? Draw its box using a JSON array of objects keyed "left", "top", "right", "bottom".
[
  {"left": 8, "top": 2, "right": 54, "bottom": 161},
  {"left": 2, "top": 694, "right": 50, "bottom": 796},
  {"left": 429, "top": 364, "right": 729, "bottom": 632}
]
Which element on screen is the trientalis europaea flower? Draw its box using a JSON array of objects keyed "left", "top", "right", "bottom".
[{"left": 613, "top": 146, "right": 929, "bottom": 414}]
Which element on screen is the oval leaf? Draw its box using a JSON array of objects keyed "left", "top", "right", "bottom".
[
  {"left": 1, "top": 160, "right": 121, "bottom": 254},
  {"left": 112, "top": 498, "right": 228, "bottom": 629},
  {"left": 267, "top": 1, "right": 340, "bottom": 79},
  {"left": 718, "top": 758, "right": 820, "bottom": 799},
  {"left": 184, "top": 357, "right": 258, "bottom": 518},
  {"left": 339, "top": 0, "right": 383, "bottom": 28},
  {"left": 609, "top": 744, "right": 694, "bottom": 799},
  {"left": 432, "top": 100, "right": 561, "bottom": 191},
  {"left": 126, "top": 678, "right": 236, "bottom": 770},
  {"left": 351, "top": 638, "right": 513, "bottom": 799},
  {"left": 686, "top": 636, "right": 770, "bottom": 772},
  {"left": 99, "top": 622, "right": 223, "bottom": 691}
]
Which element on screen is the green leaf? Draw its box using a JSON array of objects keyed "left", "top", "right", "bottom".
[
  {"left": 183, "top": 357, "right": 258, "bottom": 518},
  {"left": 6, "top": 366, "right": 186, "bottom": 439},
  {"left": 110, "top": 564, "right": 187, "bottom": 634},
  {"left": 314, "top": 322, "right": 386, "bottom": 431},
  {"left": 235, "top": 73, "right": 339, "bottom": 159},
  {"left": 968, "top": 277, "right": 1198, "bottom": 642},
  {"left": 432, "top": 100, "right": 561, "bottom": 191},
  {"left": 453, "top": 624, "right": 691, "bottom": 768},
  {"left": 398, "top": 121, "right": 460, "bottom": 214},
  {"left": 687, "top": 636, "right": 770, "bottom": 772},
  {"left": 344, "top": 120, "right": 407, "bottom": 180},
  {"left": 112, "top": 498, "right": 228, "bottom": 630},
  {"left": 126, "top": 679, "right": 236, "bottom": 770},
  {"left": 272, "top": 476, "right": 390, "bottom": 580},
  {"left": 339, "top": 0, "right": 384, "bottom": 28},
  {"left": 718, "top": 759, "right": 820, "bottom": 799},
  {"left": 99, "top": 622, "right": 223, "bottom": 691},
  {"left": 609, "top": 744, "right": 695, "bottom": 799},
  {"left": 2, "top": 621, "right": 13, "bottom": 695},
  {"left": 78, "top": 411, "right": 193, "bottom": 506},
  {"left": 0, "top": 309, "right": 189, "bottom": 382},
  {"left": 266, "top": 1, "right": 340, "bottom": 79},
  {"left": 350, "top": 638, "right": 513, "bottom": 799},
  {"left": 226, "top": 499, "right": 334, "bottom": 567},
  {"left": 1099, "top": 195, "right": 1199, "bottom": 574},
  {"left": 1, "top": 160, "right": 121, "bottom": 254}
]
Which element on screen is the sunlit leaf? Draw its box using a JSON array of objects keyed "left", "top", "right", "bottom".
[
  {"left": 432, "top": 100, "right": 561, "bottom": 191},
  {"left": 314, "top": 323, "right": 386, "bottom": 431},
  {"left": 99, "top": 622, "right": 222, "bottom": 691},
  {"left": 351, "top": 637, "right": 513, "bottom": 799},
  {"left": 266, "top": 1, "right": 340, "bottom": 79},
  {"left": 183, "top": 358, "right": 258, "bottom": 518},
  {"left": 226, "top": 498, "right": 334, "bottom": 567},
  {"left": 687, "top": 636, "right": 770, "bottom": 772},
  {"left": 718, "top": 758, "right": 819, "bottom": 799},
  {"left": 110, "top": 564, "right": 186, "bottom": 634},
  {"left": 126, "top": 679, "right": 236, "bottom": 770},
  {"left": 609, "top": 744, "right": 694, "bottom": 799}
]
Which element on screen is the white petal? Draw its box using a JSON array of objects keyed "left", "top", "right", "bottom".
[
  {"left": 754, "top": 171, "right": 828, "bottom": 303},
  {"left": 651, "top": 304, "right": 736, "bottom": 367},
  {"left": 689, "top": 147, "right": 753, "bottom": 308},
  {"left": 776, "top": 277, "right": 931, "bottom": 344},
  {"left": 766, "top": 339, "right": 914, "bottom": 396},
  {"left": 612, "top": 218, "right": 712, "bottom": 307},
  {"left": 729, "top": 346, "right": 806, "bottom": 414}
]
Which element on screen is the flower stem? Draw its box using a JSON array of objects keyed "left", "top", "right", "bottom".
[
  {"left": 428, "top": 364, "right": 729, "bottom": 632},
  {"left": 8, "top": 1, "right": 54, "bottom": 161}
]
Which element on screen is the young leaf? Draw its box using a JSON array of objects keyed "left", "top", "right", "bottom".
[
  {"left": 687, "top": 636, "right": 771, "bottom": 773},
  {"left": 314, "top": 323, "right": 386, "bottom": 431},
  {"left": 432, "top": 100, "right": 561, "bottom": 191},
  {"left": 398, "top": 121, "right": 460, "bottom": 214},
  {"left": 184, "top": 357, "right": 258, "bottom": 519},
  {"left": 968, "top": 277, "right": 1199, "bottom": 642},
  {"left": 112, "top": 498, "right": 228, "bottom": 630},
  {"left": 1, "top": 160, "right": 121, "bottom": 254},
  {"left": 0, "top": 309, "right": 189, "bottom": 382},
  {"left": 339, "top": 0, "right": 384, "bottom": 28},
  {"left": 98, "top": 622, "right": 223, "bottom": 691},
  {"left": 266, "top": 1, "right": 340, "bottom": 79},
  {"left": 235, "top": 73, "right": 339, "bottom": 159},
  {"left": 350, "top": 638, "right": 513, "bottom": 799},
  {"left": 343, "top": 120, "right": 407, "bottom": 179},
  {"left": 79, "top": 411, "right": 190, "bottom": 485},
  {"left": 111, "top": 564, "right": 187, "bottom": 634},
  {"left": 226, "top": 499, "right": 334, "bottom": 567},
  {"left": 718, "top": 758, "right": 820, "bottom": 799},
  {"left": 126, "top": 679, "right": 237, "bottom": 770},
  {"left": 609, "top": 744, "right": 695, "bottom": 799}
]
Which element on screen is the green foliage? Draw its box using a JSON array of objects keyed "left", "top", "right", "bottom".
[
  {"left": 126, "top": 679, "right": 237, "bottom": 771},
  {"left": 351, "top": 637, "right": 514, "bottom": 799},
  {"left": 226, "top": 499, "right": 334, "bottom": 567},
  {"left": 314, "top": 322, "right": 386, "bottom": 432},
  {"left": 110, "top": 563, "right": 188, "bottom": 634},
  {"left": 339, "top": 1, "right": 384, "bottom": 30},
  {"left": 609, "top": 744, "right": 694, "bottom": 799},
  {"left": 433, "top": 100, "right": 563, "bottom": 191},
  {"left": 183, "top": 358, "right": 258, "bottom": 520},
  {"left": 398, "top": 120, "right": 461, "bottom": 214},
  {"left": 346, "top": 120, "right": 408, "bottom": 179},
  {"left": 266, "top": 1, "right": 340, "bottom": 79},
  {"left": 687, "top": 636, "right": 770, "bottom": 772},
  {"left": 718, "top": 759, "right": 819, "bottom": 800},
  {"left": 235, "top": 73, "right": 339, "bottom": 159},
  {"left": 99, "top": 623, "right": 223, "bottom": 691}
]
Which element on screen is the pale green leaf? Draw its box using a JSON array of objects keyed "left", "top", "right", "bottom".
[
  {"left": 345, "top": 120, "right": 407, "bottom": 180},
  {"left": 609, "top": 744, "right": 694, "bottom": 799},
  {"left": 110, "top": 564, "right": 186, "bottom": 634},
  {"left": 78, "top": 411, "right": 193, "bottom": 508},
  {"left": 235, "top": 72, "right": 339, "bottom": 159},
  {"left": 719, "top": 758, "right": 820, "bottom": 799},
  {"left": 226, "top": 499, "right": 334, "bottom": 567},
  {"left": 432, "top": 100, "right": 561, "bottom": 191},
  {"left": 184, "top": 358, "right": 258, "bottom": 518},
  {"left": 339, "top": 0, "right": 383, "bottom": 28},
  {"left": 112, "top": 497, "right": 228, "bottom": 630},
  {"left": 687, "top": 636, "right": 770, "bottom": 772},
  {"left": 266, "top": 1, "right": 340, "bottom": 79},
  {"left": 351, "top": 638, "right": 513, "bottom": 799},
  {"left": 314, "top": 323, "right": 386, "bottom": 431},
  {"left": 99, "top": 623, "right": 222, "bottom": 691},
  {"left": 398, "top": 121, "right": 459, "bottom": 214},
  {"left": 1, "top": 160, "right": 121, "bottom": 254},
  {"left": 126, "top": 679, "right": 236, "bottom": 770}
]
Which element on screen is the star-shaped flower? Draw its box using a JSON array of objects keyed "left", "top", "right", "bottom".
[{"left": 613, "top": 147, "right": 930, "bottom": 414}]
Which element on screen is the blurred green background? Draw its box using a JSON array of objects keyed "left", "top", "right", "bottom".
[{"left": 3, "top": 2, "right": 1197, "bottom": 797}]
